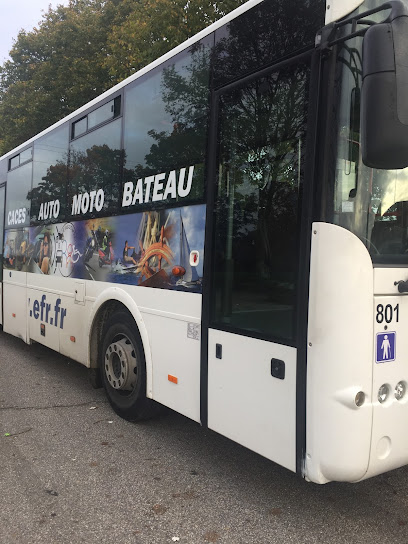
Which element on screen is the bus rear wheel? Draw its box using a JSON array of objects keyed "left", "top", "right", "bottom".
[{"left": 100, "top": 311, "right": 156, "bottom": 421}]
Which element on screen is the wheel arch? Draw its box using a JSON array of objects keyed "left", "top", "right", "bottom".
[{"left": 86, "top": 287, "right": 153, "bottom": 398}]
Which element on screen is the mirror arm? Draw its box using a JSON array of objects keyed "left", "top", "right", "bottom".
[{"left": 316, "top": 0, "right": 408, "bottom": 51}]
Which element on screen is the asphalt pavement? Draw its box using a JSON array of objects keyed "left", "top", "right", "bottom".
[{"left": 1, "top": 331, "right": 408, "bottom": 544}]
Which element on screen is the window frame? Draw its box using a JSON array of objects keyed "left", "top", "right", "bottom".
[
  {"left": 70, "top": 94, "right": 122, "bottom": 142},
  {"left": 30, "top": 122, "right": 70, "bottom": 225},
  {"left": 5, "top": 160, "right": 33, "bottom": 230},
  {"left": 207, "top": 51, "right": 316, "bottom": 348},
  {"left": 121, "top": 40, "right": 212, "bottom": 217},
  {"left": 8, "top": 146, "right": 33, "bottom": 172},
  {"left": 67, "top": 115, "right": 124, "bottom": 221}
]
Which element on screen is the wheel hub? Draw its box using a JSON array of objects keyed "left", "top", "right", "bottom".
[{"left": 104, "top": 336, "right": 137, "bottom": 391}]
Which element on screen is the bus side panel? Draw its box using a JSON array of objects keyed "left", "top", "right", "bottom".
[
  {"left": 58, "top": 281, "right": 89, "bottom": 365},
  {"left": 59, "top": 294, "right": 90, "bottom": 365},
  {"left": 361, "top": 269, "right": 408, "bottom": 479},
  {"left": 3, "top": 270, "right": 27, "bottom": 342},
  {"left": 27, "top": 287, "right": 60, "bottom": 352},
  {"left": 25, "top": 275, "right": 88, "bottom": 364},
  {"left": 134, "top": 289, "right": 202, "bottom": 423},
  {"left": 144, "top": 311, "right": 201, "bottom": 423},
  {"left": 305, "top": 222, "right": 373, "bottom": 484}
]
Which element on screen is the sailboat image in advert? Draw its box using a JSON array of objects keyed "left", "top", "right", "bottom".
[
  {"left": 135, "top": 211, "right": 174, "bottom": 288},
  {"left": 174, "top": 211, "right": 201, "bottom": 290},
  {"left": 109, "top": 206, "right": 203, "bottom": 292}
]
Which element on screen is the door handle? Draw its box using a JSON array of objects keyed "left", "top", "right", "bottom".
[{"left": 271, "top": 358, "right": 285, "bottom": 380}]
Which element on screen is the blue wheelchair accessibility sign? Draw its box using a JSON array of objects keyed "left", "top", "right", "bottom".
[{"left": 376, "top": 332, "right": 396, "bottom": 363}]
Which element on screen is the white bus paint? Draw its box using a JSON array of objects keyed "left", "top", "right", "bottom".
[{"left": 306, "top": 223, "right": 373, "bottom": 484}]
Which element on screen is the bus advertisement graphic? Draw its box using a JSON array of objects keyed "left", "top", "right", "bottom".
[{"left": 3, "top": 204, "right": 205, "bottom": 293}]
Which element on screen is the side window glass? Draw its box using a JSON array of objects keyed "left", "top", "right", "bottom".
[
  {"left": 212, "top": 61, "right": 311, "bottom": 341},
  {"left": 72, "top": 97, "right": 121, "bottom": 138},
  {"left": 30, "top": 124, "right": 69, "bottom": 224},
  {"left": 88, "top": 98, "right": 117, "bottom": 129},
  {"left": 8, "top": 147, "right": 33, "bottom": 171},
  {"left": 213, "top": 0, "right": 324, "bottom": 87},
  {"left": 0, "top": 159, "right": 7, "bottom": 183},
  {"left": 72, "top": 117, "right": 87, "bottom": 139},
  {"left": 9, "top": 156, "right": 19, "bottom": 170},
  {"left": 123, "top": 38, "right": 211, "bottom": 213},
  {"left": 5, "top": 161, "right": 32, "bottom": 229},
  {"left": 0, "top": 185, "right": 5, "bottom": 280},
  {"left": 68, "top": 118, "right": 122, "bottom": 219},
  {"left": 20, "top": 147, "right": 33, "bottom": 164}
]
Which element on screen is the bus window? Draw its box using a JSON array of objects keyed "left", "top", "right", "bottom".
[
  {"left": 19, "top": 147, "right": 33, "bottom": 165},
  {"left": 0, "top": 185, "right": 5, "bottom": 280},
  {"left": 213, "top": 0, "right": 324, "bottom": 88},
  {"left": 0, "top": 158, "right": 7, "bottom": 183},
  {"left": 8, "top": 147, "right": 33, "bottom": 171},
  {"left": 88, "top": 97, "right": 120, "bottom": 130},
  {"left": 212, "top": 61, "right": 310, "bottom": 341},
  {"left": 30, "top": 124, "right": 69, "bottom": 224},
  {"left": 330, "top": 31, "right": 408, "bottom": 264},
  {"left": 123, "top": 39, "right": 211, "bottom": 212},
  {"left": 68, "top": 117, "right": 122, "bottom": 219},
  {"left": 9, "top": 155, "right": 20, "bottom": 170},
  {"left": 5, "top": 161, "right": 32, "bottom": 229},
  {"left": 72, "top": 117, "right": 87, "bottom": 139}
]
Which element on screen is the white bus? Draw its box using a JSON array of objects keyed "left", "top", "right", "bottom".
[{"left": 1, "top": 0, "right": 408, "bottom": 484}]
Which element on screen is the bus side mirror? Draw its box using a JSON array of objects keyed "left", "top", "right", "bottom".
[{"left": 361, "top": 14, "right": 408, "bottom": 169}]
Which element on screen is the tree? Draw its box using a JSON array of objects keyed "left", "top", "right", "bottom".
[
  {"left": 104, "top": 0, "right": 247, "bottom": 83},
  {"left": 0, "top": 0, "right": 120, "bottom": 154},
  {"left": 0, "top": 0, "right": 246, "bottom": 155}
]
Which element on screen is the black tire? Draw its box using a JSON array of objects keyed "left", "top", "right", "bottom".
[
  {"left": 88, "top": 367, "right": 102, "bottom": 389},
  {"left": 100, "top": 311, "right": 157, "bottom": 421}
]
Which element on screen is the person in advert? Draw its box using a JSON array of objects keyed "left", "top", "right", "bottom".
[
  {"left": 39, "top": 232, "right": 50, "bottom": 274},
  {"left": 123, "top": 240, "right": 137, "bottom": 266}
]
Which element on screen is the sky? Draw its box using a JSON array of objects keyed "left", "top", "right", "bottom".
[{"left": 0, "top": 0, "right": 70, "bottom": 63}]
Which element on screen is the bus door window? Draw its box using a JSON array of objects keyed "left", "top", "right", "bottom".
[{"left": 211, "top": 61, "right": 311, "bottom": 342}]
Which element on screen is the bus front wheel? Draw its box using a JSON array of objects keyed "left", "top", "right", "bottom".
[{"left": 100, "top": 311, "right": 156, "bottom": 421}]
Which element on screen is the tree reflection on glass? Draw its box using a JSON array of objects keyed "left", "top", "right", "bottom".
[
  {"left": 123, "top": 41, "right": 211, "bottom": 208},
  {"left": 28, "top": 160, "right": 68, "bottom": 222},
  {"left": 213, "top": 0, "right": 324, "bottom": 87},
  {"left": 68, "top": 145, "right": 123, "bottom": 216},
  {"left": 213, "top": 63, "right": 310, "bottom": 340}
]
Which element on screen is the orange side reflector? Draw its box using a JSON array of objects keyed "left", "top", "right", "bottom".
[
  {"left": 12, "top": 313, "right": 16, "bottom": 318},
  {"left": 70, "top": 336, "right": 76, "bottom": 343},
  {"left": 168, "top": 374, "right": 178, "bottom": 384}
]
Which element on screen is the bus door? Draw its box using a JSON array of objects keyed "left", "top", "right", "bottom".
[
  {"left": 206, "top": 58, "right": 312, "bottom": 471},
  {"left": 0, "top": 184, "right": 5, "bottom": 325}
]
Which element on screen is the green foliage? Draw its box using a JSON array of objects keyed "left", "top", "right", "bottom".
[
  {"left": 104, "top": 0, "right": 247, "bottom": 82},
  {"left": 0, "top": 0, "right": 246, "bottom": 155}
]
